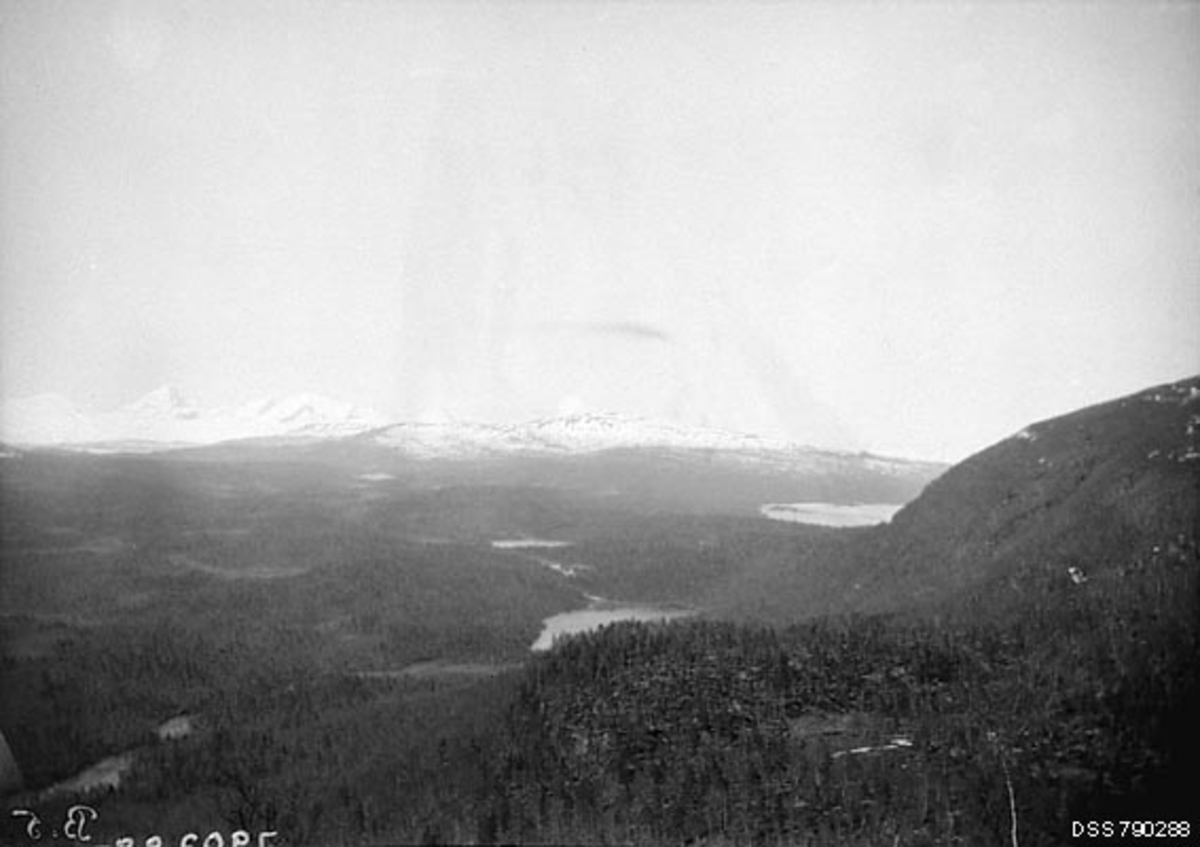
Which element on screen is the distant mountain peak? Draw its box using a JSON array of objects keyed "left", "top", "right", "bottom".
[
  {"left": 124, "top": 385, "right": 200, "bottom": 419},
  {"left": 236, "top": 393, "right": 385, "bottom": 429}
]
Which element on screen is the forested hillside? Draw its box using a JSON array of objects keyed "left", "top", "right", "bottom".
[
  {"left": 481, "top": 541, "right": 1196, "bottom": 844},
  {"left": 709, "top": 377, "right": 1200, "bottom": 624}
]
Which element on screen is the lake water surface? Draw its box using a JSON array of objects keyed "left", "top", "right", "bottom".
[
  {"left": 760, "top": 502, "right": 903, "bottom": 527},
  {"left": 532, "top": 601, "right": 694, "bottom": 651}
]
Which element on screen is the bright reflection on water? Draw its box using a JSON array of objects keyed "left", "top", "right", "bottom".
[{"left": 532, "top": 605, "right": 694, "bottom": 651}]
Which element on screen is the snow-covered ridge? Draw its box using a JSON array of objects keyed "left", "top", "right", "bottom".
[
  {"left": 368, "top": 412, "right": 938, "bottom": 474},
  {"left": 372, "top": 412, "right": 805, "bottom": 459},
  {"left": 0, "top": 390, "right": 940, "bottom": 474},
  {"left": 0, "top": 387, "right": 386, "bottom": 449},
  {"left": 232, "top": 393, "right": 385, "bottom": 437}
]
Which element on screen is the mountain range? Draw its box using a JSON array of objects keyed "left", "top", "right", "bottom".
[
  {"left": 0, "top": 387, "right": 949, "bottom": 519},
  {"left": 0, "top": 386, "right": 933, "bottom": 470}
]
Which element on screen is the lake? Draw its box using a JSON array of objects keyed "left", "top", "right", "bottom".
[
  {"left": 760, "top": 502, "right": 903, "bottom": 527},
  {"left": 532, "top": 600, "right": 695, "bottom": 651}
]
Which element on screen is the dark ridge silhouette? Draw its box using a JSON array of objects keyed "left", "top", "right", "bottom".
[{"left": 715, "top": 375, "right": 1199, "bottom": 622}]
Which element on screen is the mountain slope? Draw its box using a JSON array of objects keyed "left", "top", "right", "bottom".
[
  {"left": 715, "top": 375, "right": 1200, "bottom": 621},
  {"left": 881, "top": 375, "right": 1198, "bottom": 612}
]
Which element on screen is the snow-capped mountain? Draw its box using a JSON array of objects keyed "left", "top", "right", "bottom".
[
  {"left": 373, "top": 412, "right": 802, "bottom": 458},
  {"left": 233, "top": 393, "right": 386, "bottom": 437},
  {"left": 357, "top": 412, "right": 947, "bottom": 511},
  {"left": 365, "top": 411, "right": 941, "bottom": 478},
  {"left": 124, "top": 385, "right": 201, "bottom": 420},
  {"left": 0, "top": 387, "right": 386, "bottom": 450}
]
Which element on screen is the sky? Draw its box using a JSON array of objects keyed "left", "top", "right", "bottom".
[{"left": 1, "top": 0, "right": 1197, "bottom": 461}]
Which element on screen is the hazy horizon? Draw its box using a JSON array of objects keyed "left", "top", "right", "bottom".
[{"left": 3, "top": 1, "right": 1198, "bottom": 462}]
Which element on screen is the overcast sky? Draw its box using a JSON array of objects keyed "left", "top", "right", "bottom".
[{"left": 2, "top": 0, "right": 1197, "bottom": 460}]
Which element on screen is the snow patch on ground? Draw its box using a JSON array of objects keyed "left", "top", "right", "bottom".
[
  {"left": 157, "top": 715, "right": 195, "bottom": 741},
  {"left": 831, "top": 738, "right": 914, "bottom": 759},
  {"left": 1144, "top": 381, "right": 1200, "bottom": 405},
  {"left": 529, "top": 556, "right": 592, "bottom": 578}
]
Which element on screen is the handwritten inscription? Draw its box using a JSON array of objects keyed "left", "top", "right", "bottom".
[
  {"left": 8, "top": 808, "right": 276, "bottom": 846},
  {"left": 10, "top": 806, "right": 98, "bottom": 842}
]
